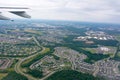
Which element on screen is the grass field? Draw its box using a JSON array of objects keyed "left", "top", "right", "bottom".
[
  {"left": 83, "top": 48, "right": 97, "bottom": 54},
  {"left": 0, "top": 73, "right": 8, "bottom": 80},
  {"left": 115, "top": 35, "right": 120, "bottom": 41},
  {"left": 24, "top": 29, "right": 42, "bottom": 35}
]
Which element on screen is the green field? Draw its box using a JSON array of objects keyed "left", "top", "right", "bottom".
[
  {"left": 24, "top": 29, "right": 42, "bottom": 35},
  {"left": 116, "top": 35, "right": 120, "bottom": 41},
  {"left": 0, "top": 73, "right": 8, "bottom": 80},
  {"left": 83, "top": 48, "right": 97, "bottom": 54}
]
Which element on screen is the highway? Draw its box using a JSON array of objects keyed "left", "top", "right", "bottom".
[
  {"left": 14, "top": 36, "right": 58, "bottom": 80},
  {"left": 14, "top": 46, "right": 46, "bottom": 80},
  {"left": 14, "top": 36, "right": 45, "bottom": 80}
]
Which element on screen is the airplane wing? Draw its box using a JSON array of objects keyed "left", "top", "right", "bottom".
[
  {"left": 0, "top": 7, "right": 31, "bottom": 20},
  {"left": 10, "top": 11, "right": 31, "bottom": 18},
  {"left": 0, "top": 7, "right": 29, "bottom": 9},
  {"left": 0, "top": 12, "right": 10, "bottom": 20}
]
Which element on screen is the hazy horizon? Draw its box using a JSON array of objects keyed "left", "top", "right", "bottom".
[{"left": 0, "top": 0, "right": 120, "bottom": 24}]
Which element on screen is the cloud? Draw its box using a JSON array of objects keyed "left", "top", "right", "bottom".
[{"left": 0, "top": 0, "right": 120, "bottom": 23}]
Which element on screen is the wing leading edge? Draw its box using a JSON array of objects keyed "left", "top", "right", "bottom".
[{"left": 0, "top": 14, "right": 10, "bottom": 20}]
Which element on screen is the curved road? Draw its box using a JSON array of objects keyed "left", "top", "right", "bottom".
[
  {"left": 14, "top": 47, "right": 45, "bottom": 80},
  {"left": 14, "top": 36, "right": 46, "bottom": 80},
  {"left": 14, "top": 36, "right": 56, "bottom": 80}
]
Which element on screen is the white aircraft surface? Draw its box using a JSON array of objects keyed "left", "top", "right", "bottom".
[{"left": 0, "top": 7, "right": 31, "bottom": 20}]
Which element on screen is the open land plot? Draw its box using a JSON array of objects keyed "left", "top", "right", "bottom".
[
  {"left": 115, "top": 35, "right": 120, "bottom": 41},
  {"left": 24, "top": 28, "right": 42, "bottom": 35},
  {"left": 83, "top": 46, "right": 116, "bottom": 55},
  {"left": 0, "top": 73, "right": 8, "bottom": 80},
  {"left": 116, "top": 52, "right": 120, "bottom": 57}
]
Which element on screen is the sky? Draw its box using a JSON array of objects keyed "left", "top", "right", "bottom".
[{"left": 0, "top": 0, "right": 120, "bottom": 23}]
